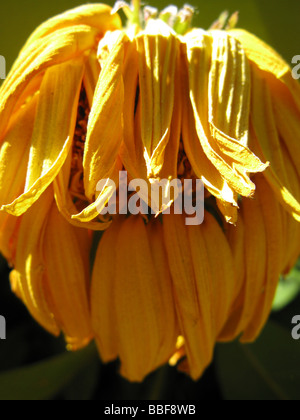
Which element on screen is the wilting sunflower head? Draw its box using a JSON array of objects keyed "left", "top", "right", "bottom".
[{"left": 1, "top": 1, "right": 300, "bottom": 382}]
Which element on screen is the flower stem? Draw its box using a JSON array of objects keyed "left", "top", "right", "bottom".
[{"left": 132, "top": 0, "right": 141, "bottom": 26}]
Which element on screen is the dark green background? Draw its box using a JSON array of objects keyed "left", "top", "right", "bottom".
[{"left": 1, "top": 0, "right": 300, "bottom": 401}]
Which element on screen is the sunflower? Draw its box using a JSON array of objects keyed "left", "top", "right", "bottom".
[{"left": 0, "top": 2, "right": 300, "bottom": 382}]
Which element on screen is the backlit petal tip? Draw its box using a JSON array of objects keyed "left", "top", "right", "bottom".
[{"left": 22, "top": 4, "right": 122, "bottom": 49}]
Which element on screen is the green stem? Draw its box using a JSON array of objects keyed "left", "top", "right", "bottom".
[{"left": 132, "top": 0, "right": 141, "bottom": 26}]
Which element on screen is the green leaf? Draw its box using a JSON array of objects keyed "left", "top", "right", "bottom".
[
  {"left": 0, "top": 342, "right": 99, "bottom": 400},
  {"left": 273, "top": 263, "right": 300, "bottom": 312},
  {"left": 216, "top": 320, "right": 300, "bottom": 400}
]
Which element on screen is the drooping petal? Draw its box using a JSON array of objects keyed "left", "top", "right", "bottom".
[
  {"left": 92, "top": 216, "right": 178, "bottom": 382},
  {"left": 0, "top": 95, "right": 38, "bottom": 261},
  {"left": 0, "top": 94, "right": 38, "bottom": 207},
  {"left": 163, "top": 212, "right": 234, "bottom": 379},
  {"left": 115, "top": 216, "right": 178, "bottom": 382},
  {"left": 278, "top": 144, "right": 300, "bottom": 272},
  {"left": 121, "top": 33, "right": 176, "bottom": 213},
  {"left": 145, "top": 219, "right": 179, "bottom": 366},
  {"left": 208, "top": 30, "right": 250, "bottom": 145},
  {"left": 218, "top": 215, "right": 246, "bottom": 341},
  {"left": 12, "top": 187, "right": 60, "bottom": 336},
  {"left": 241, "top": 175, "right": 283, "bottom": 342},
  {"left": 72, "top": 157, "right": 122, "bottom": 223},
  {"left": 200, "top": 212, "right": 236, "bottom": 336},
  {"left": 120, "top": 33, "right": 144, "bottom": 181},
  {"left": 250, "top": 65, "right": 300, "bottom": 220},
  {"left": 83, "top": 51, "right": 101, "bottom": 108},
  {"left": 53, "top": 152, "right": 111, "bottom": 231},
  {"left": 22, "top": 4, "right": 122, "bottom": 49},
  {"left": 0, "top": 212, "right": 20, "bottom": 262},
  {"left": 229, "top": 28, "right": 300, "bottom": 113},
  {"left": 180, "top": 37, "right": 238, "bottom": 221},
  {"left": 83, "top": 31, "right": 126, "bottom": 200},
  {"left": 233, "top": 189, "right": 267, "bottom": 339},
  {"left": 43, "top": 201, "right": 93, "bottom": 350},
  {"left": 207, "top": 29, "right": 266, "bottom": 178},
  {"left": 163, "top": 213, "right": 213, "bottom": 379},
  {"left": 2, "top": 59, "right": 84, "bottom": 216},
  {"left": 91, "top": 221, "right": 121, "bottom": 363},
  {"left": 136, "top": 20, "right": 179, "bottom": 179},
  {"left": 0, "top": 25, "right": 97, "bottom": 138},
  {"left": 271, "top": 83, "right": 300, "bottom": 180},
  {"left": 185, "top": 29, "right": 267, "bottom": 199},
  {"left": 158, "top": 42, "right": 181, "bottom": 183}
]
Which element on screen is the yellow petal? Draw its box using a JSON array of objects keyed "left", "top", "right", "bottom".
[
  {"left": 237, "top": 192, "right": 267, "bottom": 338},
  {"left": 83, "top": 31, "right": 126, "bottom": 200},
  {"left": 278, "top": 144, "right": 300, "bottom": 272},
  {"left": 185, "top": 30, "right": 265, "bottom": 198},
  {"left": 200, "top": 212, "right": 235, "bottom": 336},
  {"left": 72, "top": 158, "right": 122, "bottom": 223},
  {"left": 250, "top": 65, "right": 300, "bottom": 220},
  {"left": 119, "top": 36, "right": 144, "bottom": 181},
  {"left": 115, "top": 216, "right": 177, "bottom": 382},
  {"left": 163, "top": 213, "right": 214, "bottom": 380},
  {"left": 43, "top": 201, "right": 93, "bottom": 350},
  {"left": 2, "top": 59, "right": 84, "bottom": 216},
  {"left": 241, "top": 175, "right": 283, "bottom": 342},
  {"left": 91, "top": 220, "right": 122, "bottom": 363},
  {"left": 145, "top": 219, "right": 179, "bottom": 367},
  {"left": 53, "top": 152, "right": 112, "bottom": 231},
  {"left": 92, "top": 216, "right": 178, "bottom": 382},
  {"left": 83, "top": 51, "right": 101, "bottom": 108},
  {"left": 22, "top": 4, "right": 121, "bottom": 49},
  {"left": 0, "top": 212, "right": 19, "bottom": 262},
  {"left": 136, "top": 20, "right": 179, "bottom": 179},
  {"left": 181, "top": 38, "right": 238, "bottom": 210},
  {"left": 272, "top": 84, "right": 300, "bottom": 180},
  {"left": 0, "top": 94, "right": 38, "bottom": 207},
  {"left": 0, "top": 96, "right": 38, "bottom": 261},
  {"left": 208, "top": 30, "right": 250, "bottom": 145},
  {"left": 12, "top": 187, "right": 60, "bottom": 336},
  {"left": 229, "top": 28, "right": 300, "bottom": 113},
  {"left": 0, "top": 25, "right": 97, "bottom": 138},
  {"left": 218, "top": 215, "right": 246, "bottom": 341},
  {"left": 216, "top": 195, "right": 239, "bottom": 225},
  {"left": 208, "top": 30, "right": 267, "bottom": 176},
  {"left": 158, "top": 44, "right": 181, "bottom": 182}
]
